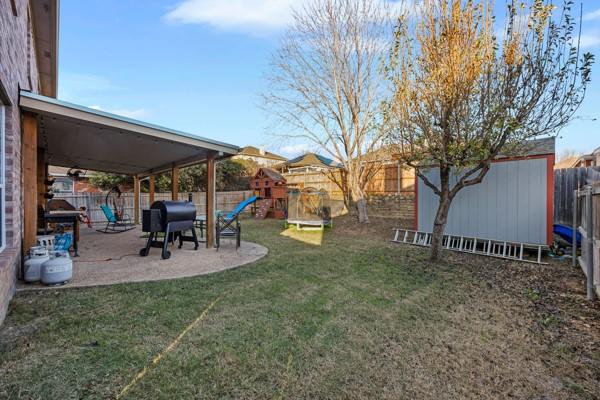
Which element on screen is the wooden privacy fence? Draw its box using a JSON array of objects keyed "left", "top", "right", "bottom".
[
  {"left": 283, "top": 165, "right": 416, "bottom": 199},
  {"left": 574, "top": 186, "right": 600, "bottom": 300},
  {"left": 554, "top": 167, "right": 600, "bottom": 299},
  {"left": 554, "top": 167, "right": 600, "bottom": 225},
  {"left": 55, "top": 190, "right": 253, "bottom": 224}
]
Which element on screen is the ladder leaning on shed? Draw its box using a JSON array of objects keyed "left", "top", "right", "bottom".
[{"left": 391, "top": 229, "right": 548, "bottom": 264}]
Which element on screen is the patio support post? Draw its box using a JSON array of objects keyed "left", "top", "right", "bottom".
[
  {"left": 149, "top": 175, "right": 155, "bottom": 204},
  {"left": 133, "top": 176, "right": 140, "bottom": 225},
  {"left": 206, "top": 152, "right": 216, "bottom": 248},
  {"left": 23, "top": 112, "right": 38, "bottom": 252},
  {"left": 36, "top": 148, "right": 46, "bottom": 219},
  {"left": 171, "top": 166, "right": 179, "bottom": 201}
]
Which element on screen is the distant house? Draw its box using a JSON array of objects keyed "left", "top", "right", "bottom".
[
  {"left": 274, "top": 152, "right": 415, "bottom": 221},
  {"left": 572, "top": 146, "right": 600, "bottom": 168},
  {"left": 233, "top": 146, "right": 287, "bottom": 167},
  {"left": 48, "top": 166, "right": 101, "bottom": 194},
  {"left": 276, "top": 153, "right": 342, "bottom": 173}
]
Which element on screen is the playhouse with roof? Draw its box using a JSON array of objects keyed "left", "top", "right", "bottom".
[{"left": 250, "top": 168, "right": 287, "bottom": 219}]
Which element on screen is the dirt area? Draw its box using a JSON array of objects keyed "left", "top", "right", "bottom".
[{"left": 338, "top": 213, "right": 600, "bottom": 398}]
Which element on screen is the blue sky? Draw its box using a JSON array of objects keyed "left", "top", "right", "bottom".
[{"left": 58, "top": 0, "right": 600, "bottom": 159}]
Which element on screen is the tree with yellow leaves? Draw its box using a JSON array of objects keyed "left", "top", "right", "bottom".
[{"left": 384, "top": 0, "right": 593, "bottom": 261}]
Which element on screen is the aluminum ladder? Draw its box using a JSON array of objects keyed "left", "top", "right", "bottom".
[{"left": 391, "top": 229, "right": 548, "bottom": 264}]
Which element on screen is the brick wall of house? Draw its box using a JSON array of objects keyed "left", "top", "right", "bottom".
[{"left": 0, "top": 0, "right": 41, "bottom": 323}]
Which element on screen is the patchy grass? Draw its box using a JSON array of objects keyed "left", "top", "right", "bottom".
[{"left": 1, "top": 217, "right": 599, "bottom": 399}]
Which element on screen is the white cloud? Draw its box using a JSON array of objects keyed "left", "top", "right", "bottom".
[
  {"left": 164, "top": 0, "right": 409, "bottom": 33},
  {"left": 164, "top": 0, "right": 302, "bottom": 32},
  {"left": 88, "top": 105, "right": 151, "bottom": 120},
  {"left": 579, "top": 33, "right": 600, "bottom": 49},
  {"left": 583, "top": 8, "right": 600, "bottom": 21}
]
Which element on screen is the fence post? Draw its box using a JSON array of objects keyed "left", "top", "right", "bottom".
[
  {"left": 573, "top": 189, "right": 578, "bottom": 268},
  {"left": 585, "top": 187, "right": 595, "bottom": 300}
]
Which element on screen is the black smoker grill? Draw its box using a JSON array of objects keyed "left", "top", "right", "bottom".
[{"left": 139, "top": 201, "right": 199, "bottom": 259}]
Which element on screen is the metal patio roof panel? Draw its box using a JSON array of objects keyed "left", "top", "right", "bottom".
[{"left": 19, "top": 91, "right": 240, "bottom": 176}]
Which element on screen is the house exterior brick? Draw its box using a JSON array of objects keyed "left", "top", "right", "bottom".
[{"left": 0, "top": 0, "right": 46, "bottom": 324}]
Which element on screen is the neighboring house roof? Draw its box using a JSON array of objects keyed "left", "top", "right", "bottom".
[
  {"left": 284, "top": 153, "right": 342, "bottom": 169},
  {"left": 554, "top": 156, "right": 579, "bottom": 169},
  {"left": 238, "top": 146, "right": 287, "bottom": 161},
  {"left": 571, "top": 145, "right": 600, "bottom": 167}
]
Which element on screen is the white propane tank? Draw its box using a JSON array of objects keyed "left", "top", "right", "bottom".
[
  {"left": 41, "top": 252, "right": 73, "bottom": 285},
  {"left": 24, "top": 246, "right": 50, "bottom": 283}
]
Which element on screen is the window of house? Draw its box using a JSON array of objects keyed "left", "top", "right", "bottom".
[
  {"left": 52, "top": 177, "right": 74, "bottom": 194},
  {"left": 0, "top": 106, "right": 6, "bottom": 251}
]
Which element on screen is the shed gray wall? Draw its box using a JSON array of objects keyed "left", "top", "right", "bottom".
[{"left": 417, "top": 158, "right": 548, "bottom": 244}]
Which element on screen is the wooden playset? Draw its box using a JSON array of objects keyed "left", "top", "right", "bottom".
[{"left": 249, "top": 168, "right": 287, "bottom": 219}]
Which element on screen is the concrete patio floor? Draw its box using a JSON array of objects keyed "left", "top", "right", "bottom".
[{"left": 18, "top": 226, "right": 268, "bottom": 290}]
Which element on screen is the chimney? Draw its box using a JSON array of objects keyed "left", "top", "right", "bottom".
[{"left": 259, "top": 147, "right": 266, "bottom": 156}]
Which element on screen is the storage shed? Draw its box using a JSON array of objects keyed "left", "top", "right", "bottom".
[
  {"left": 250, "top": 168, "right": 287, "bottom": 219},
  {"left": 416, "top": 138, "right": 555, "bottom": 246}
]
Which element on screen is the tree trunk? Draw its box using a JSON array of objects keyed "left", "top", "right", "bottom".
[
  {"left": 355, "top": 196, "right": 369, "bottom": 223},
  {"left": 429, "top": 164, "right": 453, "bottom": 261},
  {"left": 348, "top": 168, "right": 369, "bottom": 223},
  {"left": 429, "top": 192, "right": 452, "bottom": 261}
]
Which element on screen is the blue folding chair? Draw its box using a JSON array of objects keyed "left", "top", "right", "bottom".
[{"left": 216, "top": 195, "right": 259, "bottom": 249}]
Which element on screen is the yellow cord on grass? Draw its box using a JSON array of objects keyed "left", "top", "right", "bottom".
[{"left": 116, "top": 296, "right": 221, "bottom": 399}]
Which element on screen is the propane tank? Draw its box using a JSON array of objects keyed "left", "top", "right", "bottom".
[
  {"left": 24, "top": 246, "right": 50, "bottom": 283},
  {"left": 41, "top": 252, "right": 73, "bottom": 285}
]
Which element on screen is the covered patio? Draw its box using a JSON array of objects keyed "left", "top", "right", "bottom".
[
  {"left": 18, "top": 227, "right": 267, "bottom": 289},
  {"left": 18, "top": 91, "right": 263, "bottom": 286}
]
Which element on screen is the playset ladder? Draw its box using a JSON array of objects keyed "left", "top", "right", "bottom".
[
  {"left": 391, "top": 229, "right": 547, "bottom": 264},
  {"left": 254, "top": 199, "right": 273, "bottom": 219}
]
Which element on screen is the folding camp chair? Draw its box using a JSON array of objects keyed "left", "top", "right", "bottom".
[
  {"left": 97, "top": 204, "right": 135, "bottom": 233},
  {"left": 215, "top": 195, "right": 259, "bottom": 249}
]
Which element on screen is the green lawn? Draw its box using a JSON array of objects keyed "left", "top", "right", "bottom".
[{"left": 1, "top": 218, "right": 598, "bottom": 399}]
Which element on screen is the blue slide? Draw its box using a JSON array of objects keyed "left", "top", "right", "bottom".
[
  {"left": 225, "top": 195, "right": 260, "bottom": 219},
  {"left": 553, "top": 223, "right": 582, "bottom": 247}
]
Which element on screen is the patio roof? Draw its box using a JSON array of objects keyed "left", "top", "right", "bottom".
[{"left": 19, "top": 91, "right": 240, "bottom": 176}]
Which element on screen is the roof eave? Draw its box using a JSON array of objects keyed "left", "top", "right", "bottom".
[
  {"left": 19, "top": 91, "right": 240, "bottom": 156},
  {"left": 30, "top": 0, "right": 60, "bottom": 98}
]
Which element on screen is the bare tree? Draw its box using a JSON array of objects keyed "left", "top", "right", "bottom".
[
  {"left": 384, "top": 0, "right": 594, "bottom": 260},
  {"left": 264, "top": 0, "right": 398, "bottom": 223}
]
